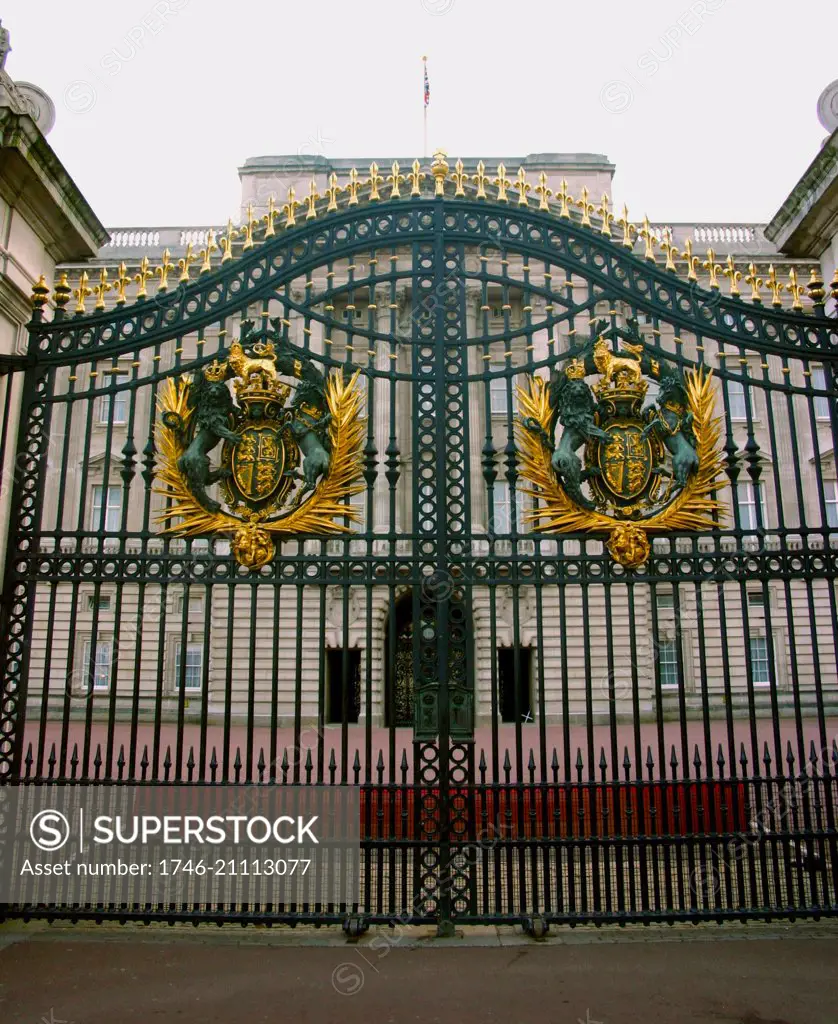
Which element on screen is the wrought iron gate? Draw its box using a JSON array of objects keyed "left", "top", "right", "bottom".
[{"left": 2, "top": 153, "right": 837, "bottom": 930}]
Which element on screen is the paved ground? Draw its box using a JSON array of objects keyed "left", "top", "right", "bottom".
[{"left": 1, "top": 923, "right": 837, "bottom": 1023}]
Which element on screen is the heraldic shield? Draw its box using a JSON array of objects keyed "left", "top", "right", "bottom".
[
  {"left": 155, "top": 318, "right": 365, "bottom": 570},
  {"left": 517, "top": 317, "right": 728, "bottom": 568}
]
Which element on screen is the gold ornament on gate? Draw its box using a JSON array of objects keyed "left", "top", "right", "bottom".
[
  {"left": 516, "top": 317, "right": 727, "bottom": 569},
  {"left": 154, "top": 319, "right": 365, "bottom": 570}
]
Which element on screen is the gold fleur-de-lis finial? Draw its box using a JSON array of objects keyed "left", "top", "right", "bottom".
[
  {"left": 431, "top": 150, "right": 449, "bottom": 196},
  {"left": 325, "top": 173, "right": 341, "bottom": 212},
  {"left": 93, "top": 267, "right": 110, "bottom": 310},
  {"left": 134, "top": 256, "right": 153, "bottom": 298},
  {"left": 638, "top": 216, "right": 657, "bottom": 262},
  {"left": 388, "top": 161, "right": 406, "bottom": 199},
  {"left": 155, "top": 248, "right": 175, "bottom": 292},
  {"left": 618, "top": 205, "right": 636, "bottom": 249},
  {"left": 73, "top": 270, "right": 92, "bottom": 313},
  {"left": 556, "top": 179, "right": 572, "bottom": 219},
  {"left": 178, "top": 242, "right": 196, "bottom": 283},
  {"left": 493, "top": 163, "right": 511, "bottom": 203},
  {"left": 703, "top": 248, "right": 721, "bottom": 289},
  {"left": 766, "top": 264, "right": 784, "bottom": 306},
  {"left": 787, "top": 267, "right": 805, "bottom": 311},
  {"left": 660, "top": 227, "right": 678, "bottom": 271},
  {"left": 723, "top": 255, "right": 742, "bottom": 296},
  {"left": 451, "top": 158, "right": 468, "bottom": 197},
  {"left": 514, "top": 167, "right": 531, "bottom": 207},
  {"left": 304, "top": 179, "right": 319, "bottom": 220},
  {"left": 681, "top": 239, "right": 700, "bottom": 281},
  {"left": 263, "top": 195, "right": 278, "bottom": 238},
  {"left": 113, "top": 261, "right": 131, "bottom": 304},
  {"left": 534, "top": 172, "right": 552, "bottom": 211},
  {"left": 576, "top": 186, "right": 595, "bottom": 227},
  {"left": 745, "top": 262, "right": 763, "bottom": 303},
  {"left": 241, "top": 202, "right": 258, "bottom": 251},
  {"left": 345, "top": 167, "right": 361, "bottom": 206},
  {"left": 368, "top": 162, "right": 384, "bottom": 201},
  {"left": 472, "top": 160, "right": 490, "bottom": 200},
  {"left": 597, "top": 193, "right": 614, "bottom": 236},
  {"left": 199, "top": 229, "right": 218, "bottom": 273},
  {"left": 409, "top": 159, "right": 426, "bottom": 196},
  {"left": 219, "top": 220, "right": 237, "bottom": 263},
  {"left": 282, "top": 186, "right": 299, "bottom": 227}
]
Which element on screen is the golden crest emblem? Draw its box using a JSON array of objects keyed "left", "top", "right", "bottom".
[
  {"left": 155, "top": 319, "right": 365, "bottom": 569},
  {"left": 516, "top": 319, "right": 727, "bottom": 568}
]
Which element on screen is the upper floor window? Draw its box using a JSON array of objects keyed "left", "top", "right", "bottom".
[
  {"left": 811, "top": 366, "right": 831, "bottom": 421},
  {"left": 489, "top": 366, "right": 509, "bottom": 416},
  {"left": 173, "top": 640, "right": 203, "bottom": 692},
  {"left": 91, "top": 484, "right": 122, "bottom": 532},
  {"left": 81, "top": 638, "right": 112, "bottom": 692},
  {"left": 490, "top": 480, "right": 523, "bottom": 535},
  {"left": 825, "top": 480, "right": 838, "bottom": 529},
  {"left": 100, "top": 371, "right": 131, "bottom": 425},
  {"left": 735, "top": 481, "right": 766, "bottom": 530},
  {"left": 749, "top": 635, "right": 772, "bottom": 687},
  {"left": 726, "top": 378, "right": 748, "bottom": 421}
]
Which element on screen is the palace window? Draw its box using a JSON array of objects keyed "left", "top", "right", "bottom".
[
  {"left": 726, "top": 378, "right": 748, "bottom": 421},
  {"left": 497, "top": 647, "right": 532, "bottom": 723},
  {"left": 86, "top": 594, "right": 112, "bottom": 612},
  {"left": 81, "top": 638, "right": 112, "bottom": 692},
  {"left": 99, "top": 370, "right": 131, "bottom": 425},
  {"left": 490, "top": 480, "right": 522, "bottom": 535},
  {"left": 655, "top": 593, "right": 680, "bottom": 688},
  {"left": 326, "top": 648, "right": 361, "bottom": 725},
  {"left": 489, "top": 365, "right": 509, "bottom": 415},
  {"left": 825, "top": 480, "right": 838, "bottom": 529},
  {"left": 173, "top": 640, "right": 203, "bottom": 692},
  {"left": 90, "top": 484, "right": 123, "bottom": 532},
  {"left": 735, "top": 481, "right": 766, "bottom": 530},
  {"left": 811, "top": 366, "right": 830, "bottom": 421},
  {"left": 749, "top": 635, "right": 772, "bottom": 687}
]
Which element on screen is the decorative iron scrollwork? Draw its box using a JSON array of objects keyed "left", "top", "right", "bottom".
[
  {"left": 517, "top": 318, "right": 728, "bottom": 568},
  {"left": 155, "top": 319, "right": 365, "bottom": 569}
]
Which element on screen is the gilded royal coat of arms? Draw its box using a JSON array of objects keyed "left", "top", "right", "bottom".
[
  {"left": 155, "top": 319, "right": 365, "bottom": 569},
  {"left": 517, "top": 318, "right": 727, "bottom": 568}
]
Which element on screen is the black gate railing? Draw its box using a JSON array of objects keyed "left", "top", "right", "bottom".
[{"left": 1, "top": 160, "right": 837, "bottom": 929}]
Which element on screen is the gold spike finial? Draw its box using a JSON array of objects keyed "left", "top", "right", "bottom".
[
  {"left": 155, "top": 248, "right": 175, "bottom": 292},
  {"left": 178, "top": 243, "right": 196, "bottom": 283},
  {"left": 388, "top": 161, "right": 406, "bottom": 199},
  {"left": 830, "top": 266, "right": 838, "bottom": 304},
  {"left": 304, "top": 179, "right": 319, "bottom": 220},
  {"left": 241, "top": 202, "right": 258, "bottom": 251},
  {"left": 54, "top": 272, "right": 72, "bottom": 311},
  {"left": 31, "top": 273, "right": 49, "bottom": 310},
  {"left": 345, "top": 168, "right": 361, "bottom": 206},
  {"left": 745, "top": 262, "right": 763, "bottom": 303},
  {"left": 219, "top": 220, "right": 237, "bottom": 263},
  {"left": 325, "top": 172, "right": 341, "bottom": 212},
  {"left": 638, "top": 216, "right": 657, "bottom": 262},
  {"left": 472, "top": 160, "right": 489, "bottom": 200},
  {"left": 557, "top": 179, "right": 573, "bottom": 219},
  {"left": 660, "top": 227, "right": 678, "bottom": 271},
  {"left": 282, "top": 186, "right": 299, "bottom": 227},
  {"left": 73, "top": 270, "right": 92, "bottom": 313},
  {"left": 597, "top": 193, "right": 614, "bottom": 236},
  {"left": 723, "top": 255, "right": 742, "bottom": 296},
  {"left": 787, "top": 267, "right": 805, "bottom": 311},
  {"left": 807, "top": 267, "right": 825, "bottom": 305},
  {"left": 431, "top": 150, "right": 449, "bottom": 196},
  {"left": 514, "top": 167, "right": 531, "bottom": 207},
  {"left": 493, "top": 163, "right": 511, "bottom": 203},
  {"left": 93, "top": 267, "right": 111, "bottom": 309},
  {"left": 369, "top": 162, "right": 384, "bottom": 201},
  {"left": 681, "top": 239, "right": 700, "bottom": 281},
  {"left": 409, "top": 159, "right": 426, "bottom": 197},
  {"left": 134, "top": 257, "right": 153, "bottom": 298},
  {"left": 577, "top": 186, "right": 595, "bottom": 227},
  {"left": 451, "top": 158, "right": 468, "bottom": 197},
  {"left": 199, "top": 229, "right": 218, "bottom": 273},
  {"left": 112, "top": 262, "right": 130, "bottom": 304},
  {"left": 618, "top": 205, "right": 636, "bottom": 249},
  {"left": 534, "top": 172, "right": 552, "bottom": 211},
  {"left": 766, "top": 264, "right": 783, "bottom": 307},
  {"left": 263, "top": 196, "right": 278, "bottom": 238},
  {"left": 703, "top": 248, "right": 721, "bottom": 290}
]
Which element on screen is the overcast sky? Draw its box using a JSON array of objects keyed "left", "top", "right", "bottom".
[{"left": 5, "top": 0, "right": 836, "bottom": 228}]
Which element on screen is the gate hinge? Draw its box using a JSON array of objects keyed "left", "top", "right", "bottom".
[
  {"left": 523, "top": 914, "right": 549, "bottom": 940},
  {"left": 342, "top": 914, "right": 369, "bottom": 939}
]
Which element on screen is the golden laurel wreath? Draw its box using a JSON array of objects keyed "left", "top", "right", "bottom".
[
  {"left": 154, "top": 369, "right": 365, "bottom": 570},
  {"left": 515, "top": 366, "right": 728, "bottom": 568}
]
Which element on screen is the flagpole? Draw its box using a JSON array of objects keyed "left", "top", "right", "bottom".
[{"left": 422, "top": 55, "right": 428, "bottom": 160}]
